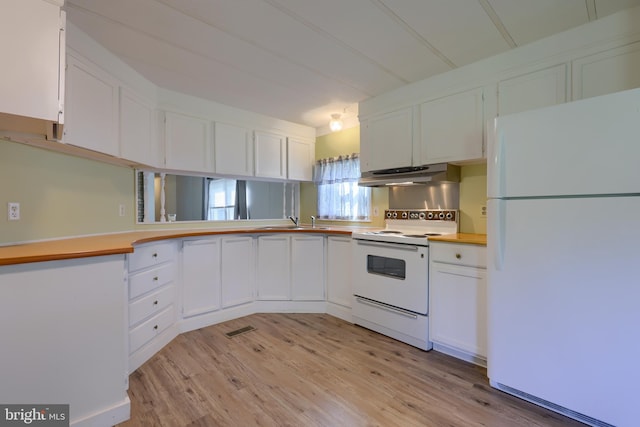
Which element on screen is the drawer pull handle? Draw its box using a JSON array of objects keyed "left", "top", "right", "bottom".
[
  {"left": 153, "top": 276, "right": 159, "bottom": 281},
  {"left": 152, "top": 253, "right": 158, "bottom": 258},
  {"left": 153, "top": 325, "right": 158, "bottom": 330},
  {"left": 455, "top": 253, "right": 462, "bottom": 259},
  {"left": 153, "top": 300, "right": 158, "bottom": 305}
]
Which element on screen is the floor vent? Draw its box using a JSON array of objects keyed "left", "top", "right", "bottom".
[{"left": 225, "top": 326, "right": 256, "bottom": 338}]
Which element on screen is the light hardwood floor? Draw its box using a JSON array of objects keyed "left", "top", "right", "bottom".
[{"left": 119, "top": 313, "right": 583, "bottom": 426}]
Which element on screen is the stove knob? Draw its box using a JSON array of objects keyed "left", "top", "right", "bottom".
[
  {"left": 401, "top": 211, "right": 408, "bottom": 219},
  {"left": 438, "top": 212, "right": 445, "bottom": 219},
  {"left": 418, "top": 212, "right": 426, "bottom": 219},
  {"left": 386, "top": 211, "right": 392, "bottom": 218},
  {"left": 427, "top": 212, "right": 434, "bottom": 219},
  {"left": 392, "top": 211, "right": 398, "bottom": 218},
  {"left": 445, "top": 212, "right": 453, "bottom": 220}
]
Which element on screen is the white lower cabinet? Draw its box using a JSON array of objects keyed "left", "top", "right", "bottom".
[
  {"left": 182, "top": 238, "right": 221, "bottom": 317},
  {"left": 128, "top": 241, "right": 178, "bottom": 372},
  {"left": 429, "top": 242, "right": 487, "bottom": 365},
  {"left": 291, "top": 235, "right": 325, "bottom": 301},
  {"left": 257, "top": 235, "right": 291, "bottom": 300},
  {"left": 326, "top": 236, "right": 352, "bottom": 307},
  {"left": 221, "top": 236, "right": 255, "bottom": 308}
]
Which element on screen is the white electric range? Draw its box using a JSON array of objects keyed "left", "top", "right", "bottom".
[{"left": 351, "top": 209, "right": 458, "bottom": 350}]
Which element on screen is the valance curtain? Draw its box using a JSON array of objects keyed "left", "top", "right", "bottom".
[{"left": 313, "top": 154, "right": 370, "bottom": 220}]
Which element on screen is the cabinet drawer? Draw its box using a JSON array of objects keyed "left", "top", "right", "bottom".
[
  {"left": 129, "top": 242, "right": 175, "bottom": 272},
  {"left": 129, "top": 305, "right": 175, "bottom": 355},
  {"left": 129, "top": 285, "right": 174, "bottom": 327},
  {"left": 129, "top": 263, "right": 174, "bottom": 299},
  {"left": 430, "top": 243, "right": 486, "bottom": 268}
]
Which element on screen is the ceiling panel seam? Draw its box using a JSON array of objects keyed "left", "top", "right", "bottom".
[
  {"left": 262, "top": 0, "right": 410, "bottom": 85},
  {"left": 372, "top": 0, "right": 456, "bottom": 69},
  {"left": 153, "top": 0, "right": 377, "bottom": 97},
  {"left": 478, "top": 0, "right": 517, "bottom": 48}
]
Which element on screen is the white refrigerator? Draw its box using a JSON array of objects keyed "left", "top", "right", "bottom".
[{"left": 487, "top": 88, "right": 640, "bottom": 427}]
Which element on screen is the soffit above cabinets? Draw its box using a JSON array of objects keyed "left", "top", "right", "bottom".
[{"left": 64, "top": 0, "right": 640, "bottom": 130}]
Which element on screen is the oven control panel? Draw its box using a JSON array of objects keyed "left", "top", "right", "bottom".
[{"left": 385, "top": 209, "right": 457, "bottom": 222}]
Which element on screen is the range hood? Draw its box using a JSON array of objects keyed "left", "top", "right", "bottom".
[{"left": 359, "top": 163, "right": 460, "bottom": 187}]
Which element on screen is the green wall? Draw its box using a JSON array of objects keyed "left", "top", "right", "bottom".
[{"left": 0, "top": 140, "right": 134, "bottom": 244}]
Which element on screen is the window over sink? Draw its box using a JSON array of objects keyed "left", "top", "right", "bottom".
[{"left": 314, "top": 154, "right": 370, "bottom": 221}]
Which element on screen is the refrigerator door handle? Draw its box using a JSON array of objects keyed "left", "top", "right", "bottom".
[
  {"left": 487, "top": 121, "right": 506, "bottom": 198},
  {"left": 493, "top": 199, "right": 505, "bottom": 271}
]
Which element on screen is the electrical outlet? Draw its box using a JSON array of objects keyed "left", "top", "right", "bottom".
[
  {"left": 480, "top": 205, "right": 487, "bottom": 217},
  {"left": 8, "top": 202, "right": 20, "bottom": 220},
  {"left": 373, "top": 207, "right": 379, "bottom": 217},
  {"left": 119, "top": 204, "right": 126, "bottom": 217}
]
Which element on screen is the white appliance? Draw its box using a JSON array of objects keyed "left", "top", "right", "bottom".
[
  {"left": 487, "top": 88, "right": 640, "bottom": 427},
  {"left": 352, "top": 209, "right": 458, "bottom": 350}
]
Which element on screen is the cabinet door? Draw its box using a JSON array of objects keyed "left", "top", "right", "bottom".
[
  {"left": 360, "top": 107, "right": 413, "bottom": 172},
  {"left": 221, "top": 236, "right": 254, "bottom": 308},
  {"left": 291, "top": 235, "right": 325, "bottom": 301},
  {"left": 214, "top": 122, "right": 253, "bottom": 176},
  {"left": 287, "top": 137, "right": 315, "bottom": 181},
  {"left": 120, "top": 88, "right": 156, "bottom": 166},
  {"left": 572, "top": 41, "right": 640, "bottom": 100},
  {"left": 498, "top": 64, "right": 567, "bottom": 116},
  {"left": 254, "top": 131, "right": 286, "bottom": 179},
  {"left": 256, "top": 235, "right": 290, "bottom": 300},
  {"left": 430, "top": 263, "right": 487, "bottom": 358},
  {"left": 326, "top": 236, "right": 352, "bottom": 307},
  {"left": 420, "top": 88, "right": 484, "bottom": 164},
  {"left": 182, "top": 239, "right": 221, "bottom": 317},
  {"left": 64, "top": 53, "right": 119, "bottom": 156},
  {"left": 164, "top": 111, "right": 212, "bottom": 173},
  {"left": 0, "top": 0, "right": 63, "bottom": 122}
]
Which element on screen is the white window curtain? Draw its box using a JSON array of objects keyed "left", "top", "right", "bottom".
[{"left": 314, "top": 154, "right": 371, "bottom": 220}]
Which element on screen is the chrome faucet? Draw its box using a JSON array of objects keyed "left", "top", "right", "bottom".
[
  {"left": 288, "top": 216, "right": 299, "bottom": 227},
  {"left": 310, "top": 215, "right": 316, "bottom": 228}
]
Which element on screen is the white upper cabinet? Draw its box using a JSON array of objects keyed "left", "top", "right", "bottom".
[
  {"left": 287, "top": 137, "right": 315, "bottom": 181},
  {"left": 360, "top": 107, "right": 414, "bottom": 172},
  {"left": 498, "top": 64, "right": 568, "bottom": 116},
  {"left": 419, "top": 88, "right": 484, "bottom": 164},
  {"left": 163, "top": 111, "right": 213, "bottom": 173},
  {"left": 0, "top": 0, "right": 64, "bottom": 123},
  {"left": 119, "top": 88, "right": 157, "bottom": 166},
  {"left": 214, "top": 122, "right": 253, "bottom": 177},
  {"left": 254, "top": 130, "right": 286, "bottom": 179},
  {"left": 572, "top": 41, "right": 640, "bottom": 101},
  {"left": 64, "top": 53, "right": 119, "bottom": 156}
]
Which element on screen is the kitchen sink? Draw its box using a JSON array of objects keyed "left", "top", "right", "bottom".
[{"left": 258, "top": 225, "right": 330, "bottom": 230}]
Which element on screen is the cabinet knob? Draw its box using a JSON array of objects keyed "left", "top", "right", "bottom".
[
  {"left": 455, "top": 253, "right": 462, "bottom": 259},
  {"left": 152, "top": 253, "right": 158, "bottom": 258},
  {"left": 153, "top": 276, "right": 158, "bottom": 281},
  {"left": 153, "top": 325, "right": 158, "bottom": 330},
  {"left": 153, "top": 300, "right": 158, "bottom": 305}
]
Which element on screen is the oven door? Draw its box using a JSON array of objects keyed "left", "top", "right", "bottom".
[{"left": 353, "top": 239, "right": 429, "bottom": 314}]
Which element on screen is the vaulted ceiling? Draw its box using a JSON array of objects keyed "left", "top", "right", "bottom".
[{"left": 64, "top": 0, "right": 640, "bottom": 131}]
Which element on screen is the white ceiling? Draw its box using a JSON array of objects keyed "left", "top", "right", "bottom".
[{"left": 64, "top": 0, "right": 640, "bottom": 131}]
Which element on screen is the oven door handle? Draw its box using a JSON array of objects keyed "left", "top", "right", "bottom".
[
  {"left": 355, "top": 297, "right": 419, "bottom": 319},
  {"left": 354, "top": 240, "right": 419, "bottom": 252}
]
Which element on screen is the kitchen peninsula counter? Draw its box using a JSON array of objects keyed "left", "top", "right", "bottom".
[
  {"left": 428, "top": 233, "right": 487, "bottom": 246},
  {"left": 0, "top": 226, "right": 361, "bottom": 266}
]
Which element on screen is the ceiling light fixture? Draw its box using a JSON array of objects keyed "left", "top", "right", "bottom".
[{"left": 329, "top": 113, "right": 343, "bottom": 132}]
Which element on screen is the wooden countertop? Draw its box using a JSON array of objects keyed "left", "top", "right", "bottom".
[
  {"left": 0, "top": 226, "right": 357, "bottom": 267},
  {"left": 428, "top": 233, "right": 487, "bottom": 246}
]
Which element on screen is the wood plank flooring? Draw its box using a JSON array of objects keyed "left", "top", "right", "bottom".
[{"left": 118, "top": 313, "right": 584, "bottom": 426}]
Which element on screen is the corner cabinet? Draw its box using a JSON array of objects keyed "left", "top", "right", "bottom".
[
  {"left": 360, "top": 107, "right": 414, "bottom": 173},
  {"left": 429, "top": 242, "right": 487, "bottom": 366},
  {"left": 291, "top": 235, "right": 325, "bottom": 300},
  {"left": 64, "top": 52, "right": 119, "bottom": 156},
  {"left": 163, "top": 111, "right": 213, "bottom": 173},
  {"left": 326, "top": 236, "right": 352, "bottom": 308},
  {"left": 181, "top": 238, "right": 222, "bottom": 317},
  {"left": 0, "top": 0, "right": 65, "bottom": 123},
  {"left": 220, "top": 236, "right": 255, "bottom": 308},
  {"left": 257, "top": 235, "right": 291, "bottom": 300},
  {"left": 287, "top": 137, "right": 315, "bottom": 181},
  {"left": 254, "top": 130, "right": 286, "bottom": 179},
  {"left": 419, "top": 88, "right": 484, "bottom": 164}
]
